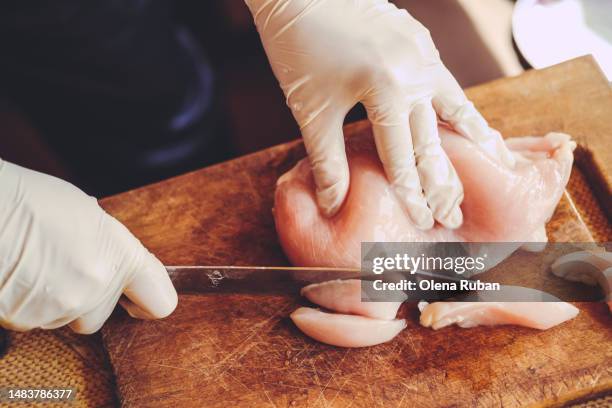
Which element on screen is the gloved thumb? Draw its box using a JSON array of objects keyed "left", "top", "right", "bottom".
[
  {"left": 105, "top": 215, "right": 178, "bottom": 320},
  {"left": 121, "top": 250, "right": 178, "bottom": 319}
]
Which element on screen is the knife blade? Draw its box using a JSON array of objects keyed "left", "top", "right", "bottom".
[
  {"left": 165, "top": 265, "right": 362, "bottom": 293},
  {"left": 164, "top": 266, "right": 475, "bottom": 297}
]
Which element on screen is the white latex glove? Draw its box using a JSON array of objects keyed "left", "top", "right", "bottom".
[
  {"left": 246, "top": 0, "right": 515, "bottom": 228},
  {"left": 0, "top": 160, "right": 177, "bottom": 334}
]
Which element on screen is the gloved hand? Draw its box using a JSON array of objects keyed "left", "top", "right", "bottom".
[
  {"left": 0, "top": 160, "right": 177, "bottom": 333},
  {"left": 245, "top": 0, "right": 515, "bottom": 228}
]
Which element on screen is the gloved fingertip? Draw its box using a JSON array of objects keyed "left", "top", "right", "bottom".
[
  {"left": 124, "top": 253, "right": 178, "bottom": 319},
  {"left": 407, "top": 202, "right": 434, "bottom": 230},
  {"left": 317, "top": 197, "right": 341, "bottom": 218},
  {"left": 393, "top": 185, "right": 434, "bottom": 230},
  {"left": 145, "top": 254, "right": 178, "bottom": 318},
  {"left": 438, "top": 206, "right": 463, "bottom": 230},
  {"left": 414, "top": 212, "right": 435, "bottom": 230},
  {"left": 315, "top": 179, "right": 349, "bottom": 218}
]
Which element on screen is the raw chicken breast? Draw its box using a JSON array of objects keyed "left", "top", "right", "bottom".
[
  {"left": 275, "top": 127, "right": 575, "bottom": 267},
  {"left": 418, "top": 300, "right": 579, "bottom": 330},
  {"left": 300, "top": 279, "right": 403, "bottom": 320},
  {"left": 277, "top": 125, "right": 577, "bottom": 345},
  {"left": 290, "top": 307, "right": 406, "bottom": 348}
]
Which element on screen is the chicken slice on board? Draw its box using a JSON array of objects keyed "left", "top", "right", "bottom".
[
  {"left": 418, "top": 301, "right": 579, "bottom": 330},
  {"left": 551, "top": 249, "right": 612, "bottom": 312},
  {"left": 290, "top": 308, "right": 406, "bottom": 348},
  {"left": 418, "top": 286, "right": 579, "bottom": 330}
]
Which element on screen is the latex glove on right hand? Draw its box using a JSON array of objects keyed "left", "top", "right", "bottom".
[
  {"left": 246, "top": 0, "right": 515, "bottom": 228},
  {"left": 0, "top": 159, "right": 177, "bottom": 334}
]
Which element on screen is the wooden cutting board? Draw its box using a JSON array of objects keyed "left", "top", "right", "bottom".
[{"left": 101, "top": 56, "right": 612, "bottom": 407}]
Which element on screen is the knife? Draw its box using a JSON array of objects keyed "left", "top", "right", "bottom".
[
  {"left": 165, "top": 265, "right": 362, "bottom": 293},
  {"left": 165, "top": 265, "right": 588, "bottom": 302},
  {"left": 164, "top": 265, "right": 469, "bottom": 296}
]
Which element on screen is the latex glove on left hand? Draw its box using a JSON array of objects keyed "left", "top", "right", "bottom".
[
  {"left": 0, "top": 160, "right": 178, "bottom": 334},
  {"left": 246, "top": 0, "right": 515, "bottom": 228}
]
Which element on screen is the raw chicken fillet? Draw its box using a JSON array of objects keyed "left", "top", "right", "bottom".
[
  {"left": 276, "top": 127, "right": 574, "bottom": 266},
  {"left": 276, "top": 125, "right": 577, "bottom": 347}
]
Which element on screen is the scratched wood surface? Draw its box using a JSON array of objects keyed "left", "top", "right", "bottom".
[{"left": 101, "top": 57, "right": 612, "bottom": 407}]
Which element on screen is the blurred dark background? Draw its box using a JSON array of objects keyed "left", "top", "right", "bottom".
[{"left": 0, "top": 0, "right": 520, "bottom": 197}]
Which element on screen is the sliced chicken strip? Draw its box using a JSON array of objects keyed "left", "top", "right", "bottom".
[
  {"left": 290, "top": 307, "right": 406, "bottom": 348},
  {"left": 419, "top": 300, "right": 579, "bottom": 330},
  {"left": 551, "top": 249, "right": 612, "bottom": 312},
  {"left": 300, "top": 279, "right": 404, "bottom": 320}
]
